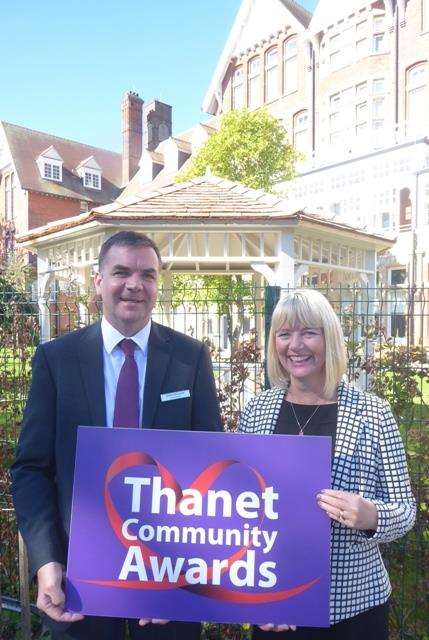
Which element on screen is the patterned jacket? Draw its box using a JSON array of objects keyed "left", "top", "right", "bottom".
[{"left": 238, "top": 381, "right": 416, "bottom": 624}]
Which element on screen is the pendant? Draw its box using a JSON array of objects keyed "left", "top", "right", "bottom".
[{"left": 299, "top": 429, "right": 304, "bottom": 436}]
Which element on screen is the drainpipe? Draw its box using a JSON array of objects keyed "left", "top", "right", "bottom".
[
  {"left": 409, "top": 168, "right": 422, "bottom": 344},
  {"left": 311, "top": 43, "right": 316, "bottom": 156},
  {"left": 394, "top": 4, "right": 400, "bottom": 134}
]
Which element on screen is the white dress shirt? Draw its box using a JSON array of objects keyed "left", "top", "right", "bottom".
[{"left": 101, "top": 317, "right": 151, "bottom": 427}]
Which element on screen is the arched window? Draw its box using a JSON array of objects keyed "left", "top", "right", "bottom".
[
  {"left": 372, "top": 13, "right": 386, "bottom": 53},
  {"left": 265, "top": 47, "right": 278, "bottom": 102},
  {"left": 283, "top": 37, "right": 298, "bottom": 93},
  {"left": 423, "top": 0, "right": 429, "bottom": 31},
  {"left": 399, "top": 187, "right": 412, "bottom": 228},
  {"left": 247, "top": 57, "right": 261, "bottom": 109},
  {"left": 232, "top": 66, "right": 244, "bottom": 109},
  {"left": 293, "top": 111, "right": 309, "bottom": 154},
  {"left": 406, "top": 63, "right": 428, "bottom": 125},
  {"left": 4, "top": 173, "right": 15, "bottom": 220}
]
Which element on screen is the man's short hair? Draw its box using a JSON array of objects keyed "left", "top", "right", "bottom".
[{"left": 98, "top": 231, "right": 162, "bottom": 270}]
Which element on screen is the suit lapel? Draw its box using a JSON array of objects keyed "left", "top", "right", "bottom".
[
  {"left": 142, "top": 322, "right": 172, "bottom": 428},
  {"left": 77, "top": 322, "right": 106, "bottom": 426}
]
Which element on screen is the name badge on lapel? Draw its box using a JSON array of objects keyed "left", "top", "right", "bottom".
[{"left": 160, "top": 390, "right": 191, "bottom": 402}]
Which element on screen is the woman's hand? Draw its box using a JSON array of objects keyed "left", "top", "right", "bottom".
[
  {"left": 259, "top": 624, "right": 296, "bottom": 632},
  {"left": 317, "top": 489, "right": 378, "bottom": 530}
]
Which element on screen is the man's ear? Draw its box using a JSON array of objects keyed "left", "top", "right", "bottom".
[{"left": 93, "top": 271, "right": 102, "bottom": 294}]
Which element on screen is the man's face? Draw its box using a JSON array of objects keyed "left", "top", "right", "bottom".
[{"left": 94, "top": 244, "right": 160, "bottom": 336}]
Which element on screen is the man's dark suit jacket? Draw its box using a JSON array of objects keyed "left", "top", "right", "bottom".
[{"left": 11, "top": 320, "right": 222, "bottom": 580}]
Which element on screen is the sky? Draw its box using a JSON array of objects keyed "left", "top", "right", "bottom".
[{"left": 0, "top": 0, "right": 318, "bottom": 153}]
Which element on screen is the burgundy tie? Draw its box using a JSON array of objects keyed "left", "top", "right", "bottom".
[{"left": 113, "top": 339, "right": 139, "bottom": 428}]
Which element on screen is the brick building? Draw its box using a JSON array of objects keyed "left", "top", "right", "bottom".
[
  {"left": 0, "top": 122, "right": 123, "bottom": 246},
  {"left": 5, "top": 0, "right": 428, "bottom": 342},
  {"left": 0, "top": 89, "right": 216, "bottom": 253},
  {"left": 202, "top": 0, "right": 429, "bottom": 306}
]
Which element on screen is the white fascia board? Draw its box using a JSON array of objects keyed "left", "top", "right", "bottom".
[
  {"left": 202, "top": 0, "right": 309, "bottom": 114},
  {"left": 18, "top": 220, "right": 104, "bottom": 248},
  {"left": 202, "top": 0, "right": 253, "bottom": 114},
  {"left": 38, "top": 145, "right": 63, "bottom": 162},
  {"left": 76, "top": 155, "right": 102, "bottom": 171},
  {"left": 309, "top": 0, "right": 373, "bottom": 35},
  {"left": 0, "top": 123, "right": 19, "bottom": 183},
  {"left": 232, "top": 0, "right": 309, "bottom": 57}
]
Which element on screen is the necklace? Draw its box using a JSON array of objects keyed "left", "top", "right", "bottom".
[{"left": 288, "top": 401, "right": 321, "bottom": 436}]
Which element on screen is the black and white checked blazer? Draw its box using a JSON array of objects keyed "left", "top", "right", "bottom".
[{"left": 238, "top": 381, "right": 416, "bottom": 624}]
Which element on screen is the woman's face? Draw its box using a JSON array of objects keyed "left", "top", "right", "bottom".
[{"left": 275, "top": 322, "right": 326, "bottom": 385}]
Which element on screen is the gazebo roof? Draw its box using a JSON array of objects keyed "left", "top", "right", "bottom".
[{"left": 17, "top": 175, "right": 394, "bottom": 249}]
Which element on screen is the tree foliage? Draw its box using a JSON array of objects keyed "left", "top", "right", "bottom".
[
  {"left": 177, "top": 108, "right": 300, "bottom": 192},
  {"left": 169, "top": 274, "right": 255, "bottom": 344},
  {"left": 0, "top": 220, "right": 35, "bottom": 331}
]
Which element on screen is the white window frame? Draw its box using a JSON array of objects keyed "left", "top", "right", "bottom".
[
  {"left": 423, "top": 0, "right": 429, "bottom": 31},
  {"left": 43, "top": 161, "right": 62, "bottom": 182},
  {"left": 283, "top": 37, "right": 298, "bottom": 94},
  {"left": 406, "top": 63, "right": 428, "bottom": 125},
  {"left": 293, "top": 110, "right": 309, "bottom": 154},
  {"left": 232, "top": 66, "right": 244, "bottom": 109},
  {"left": 373, "top": 78, "right": 385, "bottom": 95},
  {"left": 83, "top": 170, "right": 101, "bottom": 190},
  {"left": 342, "top": 26, "right": 355, "bottom": 67},
  {"left": 356, "top": 39, "right": 368, "bottom": 59},
  {"left": 4, "top": 173, "right": 15, "bottom": 220},
  {"left": 372, "top": 15, "right": 386, "bottom": 53},
  {"left": 329, "top": 93, "right": 341, "bottom": 144},
  {"left": 247, "top": 57, "right": 261, "bottom": 109},
  {"left": 330, "top": 34, "right": 341, "bottom": 69},
  {"left": 355, "top": 101, "right": 368, "bottom": 137},
  {"left": 265, "top": 47, "right": 279, "bottom": 102}
]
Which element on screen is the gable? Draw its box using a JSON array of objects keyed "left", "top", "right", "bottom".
[
  {"left": 0, "top": 123, "right": 13, "bottom": 172},
  {"left": 2, "top": 122, "right": 122, "bottom": 204},
  {"left": 203, "top": 0, "right": 311, "bottom": 114},
  {"left": 39, "top": 145, "right": 63, "bottom": 162},
  {"left": 76, "top": 155, "right": 102, "bottom": 171},
  {"left": 310, "top": 0, "right": 375, "bottom": 33},
  {"left": 232, "top": 0, "right": 307, "bottom": 56}
]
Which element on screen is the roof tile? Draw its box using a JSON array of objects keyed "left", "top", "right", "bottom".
[{"left": 2, "top": 121, "right": 122, "bottom": 204}]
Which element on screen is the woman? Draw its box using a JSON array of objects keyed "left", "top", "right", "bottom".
[{"left": 238, "top": 289, "right": 415, "bottom": 640}]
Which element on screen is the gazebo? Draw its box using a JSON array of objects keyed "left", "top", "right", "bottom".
[{"left": 18, "top": 175, "right": 394, "bottom": 341}]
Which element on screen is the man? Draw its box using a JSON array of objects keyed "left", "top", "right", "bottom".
[{"left": 11, "top": 231, "right": 222, "bottom": 639}]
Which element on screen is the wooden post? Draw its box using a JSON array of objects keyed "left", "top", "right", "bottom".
[{"left": 18, "top": 533, "right": 32, "bottom": 640}]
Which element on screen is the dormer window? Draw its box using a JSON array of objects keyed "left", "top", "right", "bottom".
[
  {"left": 76, "top": 156, "right": 102, "bottom": 191},
  {"left": 84, "top": 171, "right": 100, "bottom": 189},
  {"left": 44, "top": 162, "right": 61, "bottom": 181},
  {"left": 37, "top": 146, "right": 63, "bottom": 182}
]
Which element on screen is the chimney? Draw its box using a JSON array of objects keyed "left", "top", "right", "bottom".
[
  {"left": 121, "top": 91, "right": 144, "bottom": 185},
  {"left": 143, "top": 100, "right": 172, "bottom": 152}
]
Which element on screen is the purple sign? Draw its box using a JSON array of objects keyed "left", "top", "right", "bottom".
[{"left": 65, "top": 427, "right": 331, "bottom": 627}]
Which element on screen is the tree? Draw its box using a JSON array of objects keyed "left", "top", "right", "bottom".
[
  {"left": 170, "top": 274, "right": 255, "bottom": 343},
  {"left": 0, "top": 220, "right": 35, "bottom": 332},
  {"left": 177, "top": 108, "right": 300, "bottom": 192}
]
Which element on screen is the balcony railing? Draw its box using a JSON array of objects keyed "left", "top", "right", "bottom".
[{"left": 296, "top": 122, "right": 428, "bottom": 174}]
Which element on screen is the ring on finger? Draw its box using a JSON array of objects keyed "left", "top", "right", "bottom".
[{"left": 339, "top": 509, "right": 346, "bottom": 521}]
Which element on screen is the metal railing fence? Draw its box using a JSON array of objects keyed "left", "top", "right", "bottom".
[{"left": 0, "top": 284, "right": 427, "bottom": 639}]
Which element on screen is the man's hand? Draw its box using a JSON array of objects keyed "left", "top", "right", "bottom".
[
  {"left": 139, "top": 619, "right": 170, "bottom": 627},
  {"left": 37, "top": 561, "right": 84, "bottom": 623},
  {"left": 317, "top": 489, "right": 378, "bottom": 530}
]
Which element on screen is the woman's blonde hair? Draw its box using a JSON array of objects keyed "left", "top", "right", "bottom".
[{"left": 267, "top": 289, "right": 347, "bottom": 398}]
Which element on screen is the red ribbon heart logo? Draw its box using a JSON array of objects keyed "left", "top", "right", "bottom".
[{"left": 80, "top": 451, "right": 319, "bottom": 603}]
